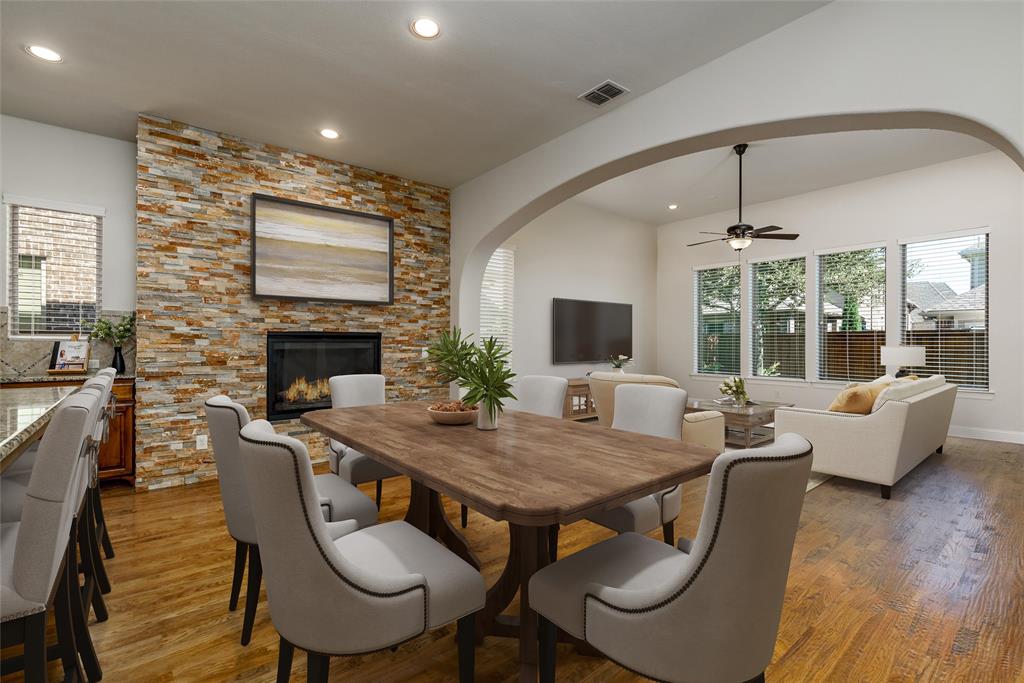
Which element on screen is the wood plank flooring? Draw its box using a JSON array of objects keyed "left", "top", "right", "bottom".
[{"left": 6, "top": 436, "right": 1023, "bottom": 682}]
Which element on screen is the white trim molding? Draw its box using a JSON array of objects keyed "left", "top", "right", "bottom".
[
  {"left": 948, "top": 425, "right": 1024, "bottom": 445},
  {"left": 2, "top": 193, "right": 107, "bottom": 217}
]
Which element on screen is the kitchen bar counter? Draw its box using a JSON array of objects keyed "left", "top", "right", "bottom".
[{"left": 0, "top": 385, "right": 77, "bottom": 470}]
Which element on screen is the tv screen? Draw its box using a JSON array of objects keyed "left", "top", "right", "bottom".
[{"left": 552, "top": 298, "right": 632, "bottom": 364}]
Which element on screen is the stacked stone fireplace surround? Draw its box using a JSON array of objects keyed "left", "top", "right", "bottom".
[{"left": 135, "top": 115, "right": 450, "bottom": 491}]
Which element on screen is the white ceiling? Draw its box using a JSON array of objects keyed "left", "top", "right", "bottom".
[
  {"left": 0, "top": 1, "right": 824, "bottom": 188},
  {"left": 574, "top": 129, "right": 992, "bottom": 225}
]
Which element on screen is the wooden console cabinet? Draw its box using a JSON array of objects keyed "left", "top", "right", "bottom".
[{"left": 3, "top": 377, "right": 136, "bottom": 485}]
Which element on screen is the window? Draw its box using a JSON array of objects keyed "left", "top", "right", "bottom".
[
  {"left": 694, "top": 265, "right": 741, "bottom": 375},
  {"left": 901, "top": 233, "right": 988, "bottom": 389},
  {"left": 7, "top": 201, "right": 103, "bottom": 338},
  {"left": 817, "top": 247, "right": 886, "bottom": 382},
  {"left": 750, "top": 257, "right": 806, "bottom": 378},
  {"left": 479, "top": 247, "right": 514, "bottom": 351}
]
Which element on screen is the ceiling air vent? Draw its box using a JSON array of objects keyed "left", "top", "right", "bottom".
[{"left": 578, "top": 80, "right": 630, "bottom": 107}]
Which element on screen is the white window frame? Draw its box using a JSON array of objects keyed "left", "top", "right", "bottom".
[
  {"left": 692, "top": 261, "right": 743, "bottom": 377},
  {"left": 479, "top": 247, "right": 515, "bottom": 353}
]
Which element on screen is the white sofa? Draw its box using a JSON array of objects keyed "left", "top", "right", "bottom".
[{"left": 774, "top": 375, "right": 956, "bottom": 498}]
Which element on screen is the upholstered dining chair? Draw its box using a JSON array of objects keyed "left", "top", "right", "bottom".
[
  {"left": 237, "top": 420, "right": 486, "bottom": 683},
  {"left": 81, "top": 375, "right": 117, "bottom": 561},
  {"left": 1, "top": 392, "right": 100, "bottom": 683},
  {"left": 530, "top": 433, "right": 813, "bottom": 683},
  {"left": 460, "top": 374, "right": 569, "bottom": 527},
  {"left": 328, "top": 374, "right": 400, "bottom": 509},
  {"left": 203, "top": 395, "right": 378, "bottom": 646}
]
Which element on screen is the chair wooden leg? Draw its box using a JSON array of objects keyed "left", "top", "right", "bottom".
[
  {"left": 23, "top": 612, "right": 48, "bottom": 683},
  {"left": 375, "top": 480, "right": 383, "bottom": 509},
  {"left": 85, "top": 496, "right": 112, "bottom": 596},
  {"left": 662, "top": 520, "right": 675, "bottom": 545},
  {"left": 937, "top": 444, "right": 944, "bottom": 454},
  {"left": 457, "top": 613, "right": 475, "bottom": 683},
  {"left": 460, "top": 504, "right": 468, "bottom": 529},
  {"left": 56, "top": 559, "right": 86, "bottom": 682},
  {"left": 538, "top": 615, "right": 557, "bottom": 683},
  {"left": 880, "top": 484, "right": 892, "bottom": 500},
  {"left": 241, "top": 544, "right": 262, "bottom": 645},
  {"left": 547, "top": 525, "right": 559, "bottom": 563},
  {"left": 306, "top": 652, "right": 330, "bottom": 683},
  {"left": 229, "top": 541, "right": 247, "bottom": 612},
  {"left": 92, "top": 487, "right": 115, "bottom": 559},
  {"left": 77, "top": 512, "right": 109, "bottom": 623},
  {"left": 744, "top": 673, "right": 766, "bottom": 683},
  {"left": 276, "top": 636, "right": 294, "bottom": 683},
  {"left": 68, "top": 520, "right": 103, "bottom": 681}
]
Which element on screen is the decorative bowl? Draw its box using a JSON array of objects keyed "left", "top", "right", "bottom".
[{"left": 427, "top": 405, "right": 479, "bottom": 425}]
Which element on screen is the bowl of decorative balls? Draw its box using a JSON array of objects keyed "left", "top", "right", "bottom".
[{"left": 427, "top": 400, "right": 479, "bottom": 425}]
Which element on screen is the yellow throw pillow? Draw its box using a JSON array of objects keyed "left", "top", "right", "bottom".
[{"left": 828, "top": 382, "right": 891, "bottom": 415}]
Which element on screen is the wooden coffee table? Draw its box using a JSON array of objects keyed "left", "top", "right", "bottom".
[{"left": 687, "top": 398, "right": 795, "bottom": 448}]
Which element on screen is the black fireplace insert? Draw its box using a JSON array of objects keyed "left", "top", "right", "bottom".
[{"left": 266, "top": 332, "right": 381, "bottom": 421}]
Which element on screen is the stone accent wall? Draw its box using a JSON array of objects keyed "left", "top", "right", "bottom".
[{"left": 135, "top": 115, "right": 450, "bottom": 491}]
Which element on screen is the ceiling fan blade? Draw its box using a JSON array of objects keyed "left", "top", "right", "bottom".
[
  {"left": 753, "top": 225, "right": 782, "bottom": 234},
  {"left": 755, "top": 233, "right": 799, "bottom": 240},
  {"left": 699, "top": 231, "right": 728, "bottom": 236},
  {"left": 686, "top": 238, "right": 727, "bottom": 247}
]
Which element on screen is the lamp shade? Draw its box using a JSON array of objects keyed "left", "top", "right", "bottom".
[{"left": 880, "top": 345, "right": 926, "bottom": 367}]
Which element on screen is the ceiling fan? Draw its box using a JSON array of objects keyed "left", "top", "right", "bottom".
[{"left": 686, "top": 143, "right": 800, "bottom": 251}]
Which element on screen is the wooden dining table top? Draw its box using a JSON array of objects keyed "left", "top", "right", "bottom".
[{"left": 301, "top": 401, "right": 719, "bottom": 526}]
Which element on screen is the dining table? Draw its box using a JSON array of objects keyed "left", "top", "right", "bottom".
[{"left": 302, "top": 400, "right": 720, "bottom": 682}]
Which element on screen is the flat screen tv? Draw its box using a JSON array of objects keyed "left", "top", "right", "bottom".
[{"left": 552, "top": 298, "right": 632, "bottom": 364}]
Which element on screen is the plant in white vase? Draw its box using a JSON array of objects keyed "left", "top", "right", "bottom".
[
  {"left": 719, "top": 376, "right": 749, "bottom": 405},
  {"left": 609, "top": 354, "right": 632, "bottom": 373}
]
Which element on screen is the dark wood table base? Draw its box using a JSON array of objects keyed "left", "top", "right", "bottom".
[{"left": 405, "top": 481, "right": 596, "bottom": 682}]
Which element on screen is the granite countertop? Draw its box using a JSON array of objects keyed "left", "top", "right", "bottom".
[
  {"left": 0, "top": 385, "right": 77, "bottom": 464},
  {"left": 0, "top": 372, "right": 135, "bottom": 385}
]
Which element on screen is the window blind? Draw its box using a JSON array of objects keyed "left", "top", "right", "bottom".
[
  {"left": 901, "top": 233, "right": 988, "bottom": 389},
  {"left": 694, "top": 265, "right": 741, "bottom": 375},
  {"left": 750, "top": 257, "right": 806, "bottom": 379},
  {"left": 817, "top": 247, "right": 886, "bottom": 382},
  {"left": 7, "top": 203, "right": 103, "bottom": 337},
  {"left": 479, "top": 247, "right": 514, "bottom": 351}
]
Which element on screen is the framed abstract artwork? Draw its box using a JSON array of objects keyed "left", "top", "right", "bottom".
[{"left": 250, "top": 194, "right": 394, "bottom": 304}]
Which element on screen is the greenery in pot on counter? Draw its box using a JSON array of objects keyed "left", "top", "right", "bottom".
[{"left": 88, "top": 313, "right": 136, "bottom": 347}]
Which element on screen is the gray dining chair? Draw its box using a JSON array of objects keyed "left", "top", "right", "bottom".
[
  {"left": 237, "top": 419, "right": 486, "bottom": 683},
  {"left": 461, "top": 374, "right": 568, "bottom": 528},
  {"left": 1, "top": 392, "right": 99, "bottom": 683},
  {"left": 545, "top": 383, "right": 689, "bottom": 563},
  {"left": 530, "top": 433, "right": 813, "bottom": 683},
  {"left": 82, "top": 376, "right": 117, "bottom": 560},
  {"left": 203, "top": 395, "right": 378, "bottom": 646},
  {"left": 328, "top": 374, "right": 400, "bottom": 509}
]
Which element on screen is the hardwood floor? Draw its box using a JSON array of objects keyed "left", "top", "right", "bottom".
[{"left": 6, "top": 437, "right": 1022, "bottom": 682}]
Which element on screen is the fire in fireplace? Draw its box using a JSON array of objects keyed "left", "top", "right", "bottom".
[{"left": 266, "top": 332, "right": 381, "bottom": 421}]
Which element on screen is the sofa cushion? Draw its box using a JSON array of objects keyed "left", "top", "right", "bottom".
[
  {"left": 871, "top": 374, "right": 945, "bottom": 413},
  {"left": 828, "top": 383, "right": 890, "bottom": 414}
]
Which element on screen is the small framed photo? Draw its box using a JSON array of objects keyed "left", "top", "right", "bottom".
[{"left": 49, "top": 340, "right": 90, "bottom": 372}]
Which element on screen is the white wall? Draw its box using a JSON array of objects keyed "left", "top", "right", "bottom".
[
  {"left": 503, "top": 200, "right": 657, "bottom": 378},
  {"left": 1, "top": 115, "right": 137, "bottom": 311},
  {"left": 657, "top": 152, "right": 1024, "bottom": 443},
  {"left": 451, "top": 1, "right": 1023, "bottom": 350}
]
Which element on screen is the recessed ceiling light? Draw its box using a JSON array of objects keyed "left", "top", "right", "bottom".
[
  {"left": 410, "top": 17, "right": 441, "bottom": 39},
  {"left": 25, "top": 45, "right": 62, "bottom": 63},
  {"left": 319, "top": 128, "right": 339, "bottom": 140},
  {"left": 668, "top": 204, "right": 678, "bottom": 210}
]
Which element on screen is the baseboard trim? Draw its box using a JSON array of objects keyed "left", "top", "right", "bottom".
[{"left": 948, "top": 426, "right": 1024, "bottom": 445}]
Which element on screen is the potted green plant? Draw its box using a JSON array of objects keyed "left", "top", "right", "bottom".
[
  {"left": 460, "top": 336, "right": 517, "bottom": 430},
  {"left": 427, "top": 328, "right": 517, "bottom": 430},
  {"left": 88, "top": 313, "right": 136, "bottom": 373},
  {"left": 609, "top": 354, "right": 632, "bottom": 372}
]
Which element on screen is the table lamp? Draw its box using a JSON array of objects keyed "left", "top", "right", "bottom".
[{"left": 880, "top": 346, "right": 926, "bottom": 377}]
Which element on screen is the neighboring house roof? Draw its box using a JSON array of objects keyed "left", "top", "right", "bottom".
[
  {"left": 905, "top": 281, "right": 956, "bottom": 311},
  {"left": 924, "top": 284, "right": 987, "bottom": 314}
]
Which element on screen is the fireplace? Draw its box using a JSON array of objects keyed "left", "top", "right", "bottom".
[{"left": 266, "top": 332, "right": 382, "bottom": 421}]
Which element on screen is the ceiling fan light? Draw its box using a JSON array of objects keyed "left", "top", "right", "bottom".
[{"left": 728, "top": 237, "right": 753, "bottom": 251}]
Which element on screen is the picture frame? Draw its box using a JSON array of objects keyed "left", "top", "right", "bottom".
[
  {"left": 250, "top": 193, "right": 394, "bottom": 305},
  {"left": 48, "top": 339, "right": 90, "bottom": 373}
]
